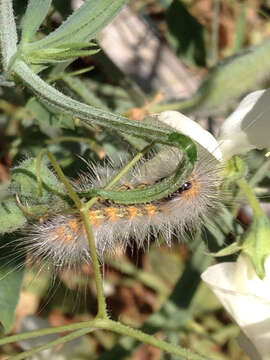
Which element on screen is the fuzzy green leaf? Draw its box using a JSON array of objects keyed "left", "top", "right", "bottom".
[
  {"left": 27, "top": 97, "right": 75, "bottom": 130},
  {"left": 0, "top": 0, "right": 18, "bottom": 71},
  {"left": 21, "top": 0, "right": 52, "bottom": 44},
  {"left": 0, "top": 235, "right": 25, "bottom": 334},
  {"left": 26, "top": 47, "right": 100, "bottom": 64},
  {"left": 0, "top": 197, "right": 27, "bottom": 234},
  {"left": 10, "top": 158, "right": 67, "bottom": 208},
  {"left": 210, "top": 242, "right": 242, "bottom": 257},
  {"left": 25, "top": 0, "right": 128, "bottom": 52}
]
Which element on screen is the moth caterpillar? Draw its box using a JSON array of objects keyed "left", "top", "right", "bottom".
[{"left": 16, "top": 147, "right": 223, "bottom": 270}]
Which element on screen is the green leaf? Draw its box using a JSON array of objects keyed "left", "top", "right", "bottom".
[
  {"left": 63, "top": 75, "right": 106, "bottom": 109},
  {"left": 10, "top": 158, "right": 67, "bottom": 206},
  {"left": 167, "top": 132, "right": 197, "bottom": 164},
  {"left": 0, "top": 0, "right": 18, "bottom": 71},
  {"left": 166, "top": 0, "right": 206, "bottom": 67},
  {"left": 27, "top": 97, "right": 75, "bottom": 130},
  {"left": 21, "top": 0, "right": 52, "bottom": 44},
  {"left": 0, "top": 234, "right": 25, "bottom": 334},
  {"left": 0, "top": 197, "right": 27, "bottom": 234},
  {"left": 210, "top": 242, "right": 242, "bottom": 257},
  {"left": 25, "top": 0, "right": 128, "bottom": 52},
  {"left": 26, "top": 47, "right": 100, "bottom": 64}
]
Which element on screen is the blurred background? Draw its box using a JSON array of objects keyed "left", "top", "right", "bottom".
[{"left": 1, "top": 0, "right": 270, "bottom": 359}]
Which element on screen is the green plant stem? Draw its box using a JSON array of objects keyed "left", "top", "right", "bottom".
[
  {"left": 9, "top": 328, "right": 93, "bottom": 360},
  {"left": 45, "top": 136, "right": 97, "bottom": 145},
  {"left": 249, "top": 156, "right": 270, "bottom": 187},
  {"left": 84, "top": 142, "right": 155, "bottom": 210},
  {"left": 237, "top": 178, "right": 265, "bottom": 218},
  {"left": 48, "top": 66, "right": 94, "bottom": 82},
  {"left": 2, "top": 319, "right": 209, "bottom": 360},
  {"left": 150, "top": 95, "right": 201, "bottom": 114},
  {"left": 45, "top": 136, "right": 103, "bottom": 155},
  {"left": 0, "top": 0, "right": 17, "bottom": 72},
  {"left": 233, "top": 1, "right": 247, "bottom": 53},
  {"left": 211, "top": 0, "right": 221, "bottom": 66},
  {"left": 0, "top": 321, "right": 94, "bottom": 346},
  {"left": 12, "top": 60, "right": 171, "bottom": 141},
  {"left": 80, "top": 208, "right": 108, "bottom": 318},
  {"left": 12, "top": 60, "right": 197, "bottom": 166},
  {"left": 104, "top": 319, "right": 210, "bottom": 360},
  {"left": 37, "top": 149, "right": 81, "bottom": 208}
]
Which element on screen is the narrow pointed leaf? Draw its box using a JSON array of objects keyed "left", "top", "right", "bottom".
[
  {"left": 21, "top": 0, "right": 52, "bottom": 44},
  {"left": 25, "top": 0, "right": 127, "bottom": 52},
  {"left": 0, "top": 0, "right": 17, "bottom": 71},
  {"left": 0, "top": 235, "right": 25, "bottom": 334}
]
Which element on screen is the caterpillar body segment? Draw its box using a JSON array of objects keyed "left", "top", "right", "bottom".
[{"left": 21, "top": 149, "right": 223, "bottom": 269}]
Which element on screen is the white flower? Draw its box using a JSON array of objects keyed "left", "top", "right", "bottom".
[
  {"left": 201, "top": 255, "right": 270, "bottom": 360},
  {"left": 158, "top": 88, "right": 270, "bottom": 161},
  {"left": 157, "top": 90, "right": 270, "bottom": 359},
  {"left": 218, "top": 89, "right": 270, "bottom": 160},
  {"left": 158, "top": 111, "right": 223, "bottom": 161}
]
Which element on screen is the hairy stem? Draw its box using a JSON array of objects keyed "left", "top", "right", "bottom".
[
  {"left": 12, "top": 60, "right": 197, "bottom": 166},
  {"left": 81, "top": 208, "right": 108, "bottom": 318},
  {"left": 237, "top": 178, "right": 265, "bottom": 219},
  {"left": 2, "top": 319, "right": 210, "bottom": 360},
  {"left": 0, "top": 0, "right": 17, "bottom": 72},
  {"left": 10, "top": 328, "right": 94, "bottom": 360}
]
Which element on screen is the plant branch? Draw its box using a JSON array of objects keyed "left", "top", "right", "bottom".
[
  {"left": 2, "top": 318, "right": 210, "bottom": 360},
  {"left": 80, "top": 208, "right": 108, "bottom": 318},
  {"left": 237, "top": 178, "right": 265, "bottom": 219},
  {"left": 12, "top": 60, "right": 197, "bottom": 164},
  {"left": 0, "top": 0, "right": 18, "bottom": 72},
  {"left": 9, "top": 328, "right": 94, "bottom": 360}
]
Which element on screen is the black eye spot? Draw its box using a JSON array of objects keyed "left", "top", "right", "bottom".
[
  {"left": 177, "top": 181, "right": 192, "bottom": 194},
  {"left": 181, "top": 181, "right": 192, "bottom": 191},
  {"left": 165, "top": 181, "right": 192, "bottom": 201}
]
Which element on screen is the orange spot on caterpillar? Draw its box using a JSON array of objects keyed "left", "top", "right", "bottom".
[
  {"left": 56, "top": 225, "right": 66, "bottom": 238},
  {"left": 88, "top": 210, "right": 104, "bottom": 227},
  {"left": 145, "top": 204, "right": 158, "bottom": 217},
  {"left": 127, "top": 206, "right": 140, "bottom": 220},
  {"left": 64, "top": 234, "right": 73, "bottom": 243},
  {"left": 50, "top": 225, "right": 70, "bottom": 243},
  {"left": 68, "top": 219, "right": 80, "bottom": 231},
  {"left": 105, "top": 207, "right": 119, "bottom": 222}
]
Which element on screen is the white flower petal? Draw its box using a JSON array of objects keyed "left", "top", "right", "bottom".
[
  {"left": 201, "top": 255, "right": 270, "bottom": 360},
  {"left": 219, "top": 89, "right": 270, "bottom": 160},
  {"left": 158, "top": 111, "right": 223, "bottom": 161},
  {"left": 238, "top": 332, "right": 262, "bottom": 360}
]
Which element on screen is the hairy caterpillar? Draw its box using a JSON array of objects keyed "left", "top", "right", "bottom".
[{"left": 14, "top": 147, "right": 223, "bottom": 271}]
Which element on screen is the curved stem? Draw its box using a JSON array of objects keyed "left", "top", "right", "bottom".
[
  {"left": 2, "top": 319, "right": 210, "bottom": 360},
  {"left": 149, "top": 95, "right": 201, "bottom": 114},
  {"left": 12, "top": 60, "right": 197, "bottom": 166},
  {"left": 80, "top": 208, "right": 108, "bottom": 318},
  {"left": 0, "top": 321, "right": 96, "bottom": 346},
  {"left": 237, "top": 178, "right": 265, "bottom": 218},
  {"left": 104, "top": 319, "right": 210, "bottom": 360},
  {"left": 0, "top": 0, "right": 18, "bottom": 72},
  {"left": 37, "top": 149, "right": 81, "bottom": 208},
  {"left": 10, "top": 328, "right": 94, "bottom": 360}
]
